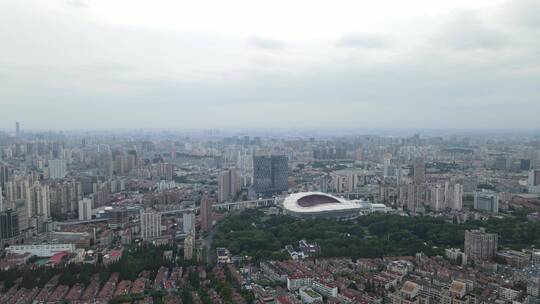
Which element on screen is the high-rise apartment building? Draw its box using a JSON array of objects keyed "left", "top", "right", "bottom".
[
  {"left": 184, "top": 232, "right": 194, "bottom": 260},
  {"left": 494, "top": 156, "right": 508, "bottom": 170},
  {"left": 443, "top": 182, "right": 463, "bottom": 211},
  {"left": 413, "top": 157, "right": 425, "bottom": 184},
  {"left": 200, "top": 193, "right": 212, "bottom": 232},
  {"left": 48, "top": 159, "right": 67, "bottom": 179},
  {"left": 0, "top": 209, "right": 19, "bottom": 243},
  {"left": 32, "top": 182, "right": 50, "bottom": 219},
  {"left": 383, "top": 153, "right": 392, "bottom": 178},
  {"left": 157, "top": 163, "right": 174, "bottom": 181},
  {"left": 330, "top": 170, "right": 363, "bottom": 193},
  {"left": 0, "top": 162, "right": 8, "bottom": 192},
  {"left": 521, "top": 159, "right": 531, "bottom": 171},
  {"left": 253, "top": 155, "right": 288, "bottom": 195},
  {"left": 3, "top": 175, "right": 49, "bottom": 218},
  {"left": 464, "top": 228, "right": 498, "bottom": 262},
  {"left": 407, "top": 183, "right": 427, "bottom": 213},
  {"left": 109, "top": 207, "right": 129, "bottom": 229},
  {"left": 407, "top": 183, "right": 418, "bottom": 212},
  {"left": 529, "top": 170, "right": 540, "bottom": 194},
  {"left": 430, "top": 184, "right": 445, "bottom": 211},
  {"left": 218, "top": 168, "right": 240, "bottom": 203},
  {"left": 183, "top": 212, "right": 196, "bottom": 236},
  {"left": 78, "top": 198, "right": 92, "bottom": 221},
  {"left": 48, "top": 180, "right": 83, "bottom": 217},
  {"left": 140, "top": 210, "right": 161, "bottom": 240},
  {"left": 474, "top": 190, "right": 499, "bottom": 214},
  {"left": 452, "top": 183, "right": 463, "bottom": 211}
]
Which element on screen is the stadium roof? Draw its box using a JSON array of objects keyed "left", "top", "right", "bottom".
[{"left": 283, "top": 192, "right": 361, "bottom": 213}]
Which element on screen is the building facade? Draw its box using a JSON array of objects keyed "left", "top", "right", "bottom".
[
  {"left": 200, "top": 193, "right": 212, "bottom": 232},
  {"left": 474, "top": 190, "right": 499, "bottom": 214},
  {"left": 140, "top": 210, "right": 162, "bottom": 241},
  {"left": 464, "top": 228, "right": 498, "bottom": 262},
  {"left": 253, "top": 155, "right": 288, "bottom": 195}
]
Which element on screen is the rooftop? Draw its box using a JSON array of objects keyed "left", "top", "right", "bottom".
[{"left": 283, "top": 192, "right": 362, "bottom": 213}]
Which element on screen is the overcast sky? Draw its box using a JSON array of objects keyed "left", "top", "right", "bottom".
[{"left": 0, "top": 0, "right": 539, "bottom": 131}]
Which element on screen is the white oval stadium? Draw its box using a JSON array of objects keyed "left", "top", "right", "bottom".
[{"left": 282, "top": 192, "right": 364, "bottom": 220}]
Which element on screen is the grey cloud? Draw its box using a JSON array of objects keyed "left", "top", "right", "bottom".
[
  {"left": 247, "top": 37, "right": 285, "bottom": 50},
  {"left": 1, "top": 1, "right": 540, "bottom": 130},
  {"left": 335, "top": 33, "right": 388, "bottom": 49},
  {"left": 437, "top": 12, "right": 509, "bottom": 50},
  {"left": 503, "top": 0, "right": 540, "bottom": 29},
  {"left": 2, "top": 48, "right": 540, "bottom": 129},
  {"left": 66, "top": 0, "right": 89, "bottom": 8}
]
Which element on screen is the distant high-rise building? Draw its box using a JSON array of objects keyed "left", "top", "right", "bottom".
[
  {"left": 444, "top": 181, "right": 453, "bottom": 209},
  {"left": 140, "top": 210, "right": 161, "bottom": 240},
  {"left": 15, "top": 122, "right": 20, "bottom": 138},
  {"left": 396, "top": 166, "right": 403, "bottom": 185},
  {"left": 253, "top": 155, "right": 288, "bottom": 195},
  {"left": 355, "top": 147, "right": 363, "bottom": 161},
  {"left": 0, "top": 162, "right": 8, "bottom": 191},
  {"left": 0, "top": 209, "right": 19, "bottom": 242},
  {"left": 15, "top": 200, "right": 28, "bottom": 233},
  {"left": 529, "top": 169, "right": 540, "bottom": 194},
  {"left": 383, "top": 153, "right": 392, "bottom": 178},
  {"left": 108, "top": 208, "right": 128, "bottom": 229},
  {"left": 183, "top": 212, "right": 196, "bottom": 236},
  {"left": 452, "top": 184, "right": 463, "bottom": 211},
  {"left": 474, "top": 190, "right": 499, "bottom": 214},
  {"left": 48, "top": 159, "right": 67, "bottom": 179},
  {"left": 78, "top": 198, "right": 92, "bottom": 221},
  {"left": 157, "top": 163, "right": 174, "bottom": 181},
  {"left": 330, "top": 170, "right": 362, "bottom": 193},
  {"left": 32, "top": 182, "right": 50, "bottom": 218},
  {"left": 521, "top": 159, "right": 532, "bottom": 171},
  {"left": 464, "top": 228, "right": 498, "bottom": 262},
  {"left": 313, "top": 145, "right": 347, "bottom": 160},
  {"left": 48, "top": 179, "right": 83, "bottom": 216},
  {"left": 200, "top": 192, "right": 212, "bottom": 232},
  {"left": 101, "top": 153, "right": 114, "bottom": 177},
  {"left": 413, "top": 157, "right": 425, "bottom": 184},
  {"left": 444, "top": 182, "right": 463, "bottom": 211},
  {"left": 218, "top": 168, "right": 240, "bottom": 203},
  {"left": 407, "top": 183, "right": 419, "bottom": 212},
  {"left": 494, "top": 156, "right": 508, "bottom": 170},
  {"left": 430, "top": 184, "right": 444, "bottom": 211},
  {"left": 184, "top": 231, "right": 194, "bottom": 260}
]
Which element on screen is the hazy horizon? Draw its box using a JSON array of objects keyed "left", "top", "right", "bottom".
[{"left": 1, "top": 0, "right": 540, "bottom": 130}]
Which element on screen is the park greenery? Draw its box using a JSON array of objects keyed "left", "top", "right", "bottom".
[{"left": 213, "top": 209, "right": 540, "bottom": 261}]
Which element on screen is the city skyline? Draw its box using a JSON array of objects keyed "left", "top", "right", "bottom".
[
  {"left": 3, "top": 1, "right": 540, "bottom": 303},
  {"left": 1, "top": 0, "right": 540, "bottom": 130}
]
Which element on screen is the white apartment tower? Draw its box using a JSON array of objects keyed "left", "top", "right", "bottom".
[
  {"left": 140, "top": 210, "right": 162, "bottom": 240},
  {"left": 78, "top": 198, "right": 92, "bottom": 221},
  {"left": 183, "top": 212, "right": 196, "bottom": 238},
  {"left": 218, "top": 168, "right": 240, "bottom": 203},
  {"left": 383, "top": 153, "right": 392, "bottom": 178},
  {"left": 48, "top": 159, "right": 67, "bottom": 179}
]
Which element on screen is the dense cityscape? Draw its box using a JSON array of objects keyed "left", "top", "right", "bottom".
[
  {"left": 2, "top": 0, "right": 540, "bottom": 303},
  {"left": 0, "top": 125, "right": 540, "bottom": 304}
]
